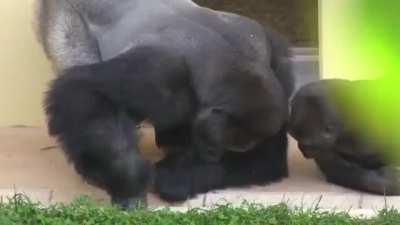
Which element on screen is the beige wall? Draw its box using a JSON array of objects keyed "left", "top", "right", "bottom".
[
  {"left": 320, "top": 0, "right": 380, "bottom": 80},
  {"left": 0, "top": 0, "right": 52, "bottom": 127},
  {"left": 320, "top": 0, "right": 351, "bottom": 79}
]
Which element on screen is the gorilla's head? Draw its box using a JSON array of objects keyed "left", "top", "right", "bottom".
[
  {"left": 192, "top": 69, "right": 289, "bottom": 163},
  {"left": 192, "top": 108, "right": 263, "bottom": 162},
  {"left": 288, "top": 79, "right": 351, "bottom": 158}
]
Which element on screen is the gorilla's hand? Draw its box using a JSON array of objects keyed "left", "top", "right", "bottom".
[{"left": 154, "top": 152, "right": 225, "bottom": 202}]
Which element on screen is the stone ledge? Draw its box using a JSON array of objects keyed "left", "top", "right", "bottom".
[{"left": 0, "top": 188, "right": 397, "bottom": 213}]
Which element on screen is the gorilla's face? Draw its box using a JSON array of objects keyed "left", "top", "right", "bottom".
[
  {"left": 191, "top": 67, "right": 289, "bottom": 163},
  {"left": 193, "top": 108, "right": 262, "bottom": 162},
  {"left": 289, "top": 88, "right": 344, "bottom": 159}
]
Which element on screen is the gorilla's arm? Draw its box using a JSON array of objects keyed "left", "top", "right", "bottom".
[
  {"left": 35, "top": 0, "right": 101, "bottom": 70},
  {"left": 335, "top": 135, "right": 386, "bottom": 169},
  {"left": 45, "top": 67, "right": 151, "bottom": 207},
  {"left": 45, "top": 46, "right": 193, "bottom": 207},
  {"left": 314, "top": 150, "right": 400, "bottom": 195},
  {"left": 154, "top": 128, "right": 288, "bottom": 201}
]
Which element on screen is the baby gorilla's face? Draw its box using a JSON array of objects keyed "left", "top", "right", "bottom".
[
  {"left": 289, "top": 87, "right": 344, "bottom": 158},
  {"left": 193, "top": 108, "right": 262, "bottom": 162}
]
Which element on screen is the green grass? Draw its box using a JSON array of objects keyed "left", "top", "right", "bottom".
[{"left": 0, "top": 195, "right": 399, "bottom": 225}]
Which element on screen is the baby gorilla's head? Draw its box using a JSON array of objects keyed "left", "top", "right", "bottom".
[{"left": 289, "top": 79, "right": 351, "bottom": 158}]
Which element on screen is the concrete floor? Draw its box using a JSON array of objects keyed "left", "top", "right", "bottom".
[{"left": 0, "top": 126, "right": 398, "bottom": 212}]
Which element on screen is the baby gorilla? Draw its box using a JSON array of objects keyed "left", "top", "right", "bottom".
[{"left": 289, "top": 79, "right": 400, "bottom": 195}]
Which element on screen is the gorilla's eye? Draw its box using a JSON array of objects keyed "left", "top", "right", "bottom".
[{"left": 324, "top": 124, "right": 334, "bottom": 133}]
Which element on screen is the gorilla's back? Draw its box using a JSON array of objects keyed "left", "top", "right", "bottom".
[
  {"left": 36, "top": 0, "right": 284, "bottom": 111},
  {"left": 87, "top": 0, "right": 269, "bottom": 67}
]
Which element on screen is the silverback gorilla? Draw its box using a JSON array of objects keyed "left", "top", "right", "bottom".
[
  {"left": 289, "top": 79, "right": 400, "bottom": 195},
  {"left": 35, "top": 0, "right": 294, "bottom": 207}
]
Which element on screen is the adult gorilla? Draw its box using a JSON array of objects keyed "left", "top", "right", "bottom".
[{"left": 35, "top": 0, "right": 294, "bottom": 207}]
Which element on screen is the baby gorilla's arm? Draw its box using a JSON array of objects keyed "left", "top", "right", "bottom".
[{"left": 314, "top": 150, "right": 400, "bottom": 195}]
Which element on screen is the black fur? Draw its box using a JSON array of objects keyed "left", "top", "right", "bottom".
[
  {"left": 46, "top": 43, "right": 291, "bottom": 203},
  {"left": 45, "top": 47, "right": 193, "bottom": 204},
  {"left": 39, "top": 0, "right": 294, "bottom": 205},
  {"left": 154, "top": 128, "right": 288, "bottom": 201},
  {"left": 289, "top": 79, "right": 400, "bottom": 195}
]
